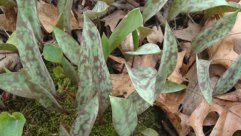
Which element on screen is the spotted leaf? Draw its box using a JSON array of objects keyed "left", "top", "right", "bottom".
[
  {"left": 196, "top": 57, "right": 212, "bottom": 104},
  {"left": 125, "top": 43, "right": 161, "bottom": 55},
  {"left": 156, "top": 23, "right": 177, "bottom": 93},
  {"left": 126, "top": 64, "right": 156, "bottom": 105},
  {"left": 142, "top": 0, "right": 167, "bottom": 23},
  {"left": 110, "top": 96, "right": 137, "bottom": 136},
  {"left": 214, "top": 54, "right": 241, "bottom": 96},
  {"left": 70, "top": 96, "right": 99, "bottom": 136},
  {"left": 192, "top": 12, "right": 238, "bottom": 53},
  {"left": 16, "top": 0, "right": 56, "bottom": 94},
  {"left": 53, "top": 27, "right": 80, "bottom": 65},
  {"left": 77, "top": 14, "right": 112, "bottom": 114},
  {"left": 168, "top": 0, "right": 230, "bottom": 20},
  {"left": 85, "top": 1, "right": 109, "bottom": 20}
]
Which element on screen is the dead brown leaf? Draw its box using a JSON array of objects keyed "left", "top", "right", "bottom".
[
  {"left": 102, "top": 10, "right": 126, "bottom": 32},
  {"left": 174, "top": 21, "right": 201, "bottom": 41},
  {"left": 0, "top": 51, "right": 21, "bottom": 73},
  {"left": 147, "top": 26, "right": 164, "bottom": 44}
]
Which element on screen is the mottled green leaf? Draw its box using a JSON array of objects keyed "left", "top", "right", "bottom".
[
  {"left": 43, "top": 44, "right": 63, "bottom": 63},
  {"left": 214, "top": 54, "right": 241, "bottom": 96},
  {"left": 128, "top": 92, "right": 151, "bottom": 115},
  {"left": 110, "top": 96, "right": 137, "bottom": 136},
  {"left": 161, "top": 81, "right": 186, "bottom": 93},
  {"left": 126, "top": 64, "right": 156, "bottom": 105},
  {"left": 0, "top": 0, "right": 16, "bottom": 6},
  {"left": 62, "top": 58, "right": 79, "bottom": 85},
  {"left": 132, "top": 30, "right": 139, "bottom": 50},
  {"left": 85, "top": 1, "right": 109, "bottom": 19},
  {"left": 0, "top": 43, "right": 18, "bottom": 52},
  {"left": 0, "top": 112, "right": 26, "bottom": 136},
  {"left": 77, "top": 14, "right": 112, "bottom": 114},
  {"left": 56, "top": 0, "right": 73, "bottom": 32},
  {"left": 71, "top": 96, "right": 99, "bottom": 136},
  {"left": 16, "top": 0, "right": 56, "bottom": 94},
  {"left": 156, "top": 23, "right": 177, "bottom": 93},
  {"left": 53, "top": 26, "right": 81, "bottom": 65},
  {"left": 126, "top": 43, "right": 161, "bottom": 55},
  {"left": 0, "top": 71, "right": 34, "bottom": 98},
  {"left": 192, "top": 12, "right": 238, "bottom": 53},
  {"left": 142, "top": 128, "right": 159, "bottom": 136},
  {"left": 143, "top": 0, "right": 167, "bottom": 23},
  {"left": 105, "top": 8, "right": 143, "bottom": 60},
  {"left": 196, "top": 58, "right": 212, "bottom": 104},
  {"left": 168, "top": 0, "right": 230, "bottom": 20}
]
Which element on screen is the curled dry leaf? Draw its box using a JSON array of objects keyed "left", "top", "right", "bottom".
[
  {"left": 147, "top": 26, "right": 164, "bottom": 44},
  {"left": 187, "top": 99, "right": 241, "bottom": 136},
  {"left": 102, "top": 10, "right": 126, "bottom": 32},
  {"left": 0, "top": 51, "right": 21, "bottom": 73},
  {"left": 173, "top": 21, "right": 201, "bottom": 41},
  {"left": 111, "top": 73, "right": 134, "bottom": 97},
  {"left": 217, "top": 89, "right": 241, "bottom": 102},
  {"left": 208, "top": 12, "right": 241, "bottom": 68}
]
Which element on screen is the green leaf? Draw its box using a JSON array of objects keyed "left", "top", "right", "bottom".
[
  {"left": 70, "top": 95, "right": 99, "bottom": 136},
  {"left": 132, "top": 30, "right": 139, "bottom": 50},
  {"left": 142, "top": 0, "right": 168, "bottom": 23},
  {"left": 53, "top": 26, "right": 81, "bottom": 65},
  {"left": 43, "top": 44, "right": 63, "bottom": 63},
  {"left": 110, "top": 96, "right": 137, "bottom": 136},
  {"left": 56, "top": 0, "right": 73, "bottom": 32},
  {"left": 168, "top": 0, "right": 230, "bottom": 20},
  {"left": 77, "top": 14, "right": 112, "bottom": 114},
  {"left": 161, "top": 81, "right": 186, "bottom": 93},
  {"left": 126, "top": 64, "right": 156, "bottom": 105},
  {"left": 196, "top": 58, "right": 212, "bottom": 104},
  {"left": 102, "top": 33, "right": 109, "bottom": 60},
  {"left": 16, "top": 0, "right": 56, "bottom": 94},
  {"left": 0, "top": 43, "right": 18, "bottom": 52},
  {"left": 0, "top": 112, "right": 26, "bottom": 136},
  {"left": 156, "top": 23, "right": 177, "bottom": 93},
  {"left": 192, "top": 12, "right": 238, "bottom": 53},
  {"left": 213, "top": 54, "right": 241, "bottom": 96},
  {"left": 7, "top": 31, "right": 17, "bottom": 46},
  {"left": 105, "top": 8, "right": 143, "bottom": 60},
  {"left": 61, "top": 58, "right": 79, "bottom": 85},
  {"left": 128, "top": 92, "right": 151, "bottom": 115},
  {"left": 141, "top": 128, "right": 159, "bottom": 136},
  {"left": 0, "top": 71, "right": 34, "bottom": 98},
  {"left": 126, "top": 43, "right": 161, "bottom": 55},
  {"left": 53, "top": 66, "right": 65, "bottom": 78},
  {"left": 85, "top": 1, "right": 109, "bottom": 19},
  {"left": 0, "top": 0, "right": 16, "bottom": 6}
]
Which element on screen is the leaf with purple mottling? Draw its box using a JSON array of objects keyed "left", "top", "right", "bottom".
[
  {"left": 126, "top": 64, "right": 156, "bottom": 105},
  {"left": 77, "top": 14, "right": 112, "bottom": 114},
  {"left": 70, "top": 95, "right": 99, "bottom": 136},
  {"left": 156, "top": 23, "right": 177, "bottom": 93},
  {"left": 196, "top": 57, "right": 212, "bottom": 104},
  {"left": 214, "top": 54, "right": 241, "bottom": 96},
  {"left": 143, "top": 0, "right": 167, "bottom": 23},
  {"left": 85, "top": 1, "right": 109, "bottom": 20},
  {"left": 110, "top": 96, "right": 137, "bottom": 136},
  {"left": 192, "top": 12, "right": 238, "bottom": 53}
]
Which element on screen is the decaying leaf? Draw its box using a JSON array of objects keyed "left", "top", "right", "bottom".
[
  {"left": 102, "top": 10, "right": 126, "bottom": 32},
  {"left": 174, "top": 21, "right": 201, "bottom": 41},
  {"left": 0, "top": 51, "right": 20, "bottom": 73},
  {"left": 147, "top": 26, "right": 164, "bottom": 44},
  {"left": 110, "top": 96, "right": 137, "bottom": 136}
]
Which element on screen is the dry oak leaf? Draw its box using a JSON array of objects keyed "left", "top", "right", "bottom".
[
  {"left": 174, "top": 21, "right": 201, "bottom": 42},
  {"left": 0, "top": 51, "right": 21, "bottom": 73},
  {"left": 102, "top": 10, "right": 126, "bottom": 32},
  {"left": 111, "top": 73, "right": 134, "bottom": 97},
  {"left": 208, "top": 12, "right": 241, "bottom": 68},
  {"left": 216, "top": 89, "right": 241, "bottom": 102},
  {"left": 187, "top": 99, "right": 241, "bottom": 136},
  {"left": 168, "top": 50, "right": 186, "bottom": 84},
  {"left": 37, "top": 1, "right": 79, "bottom": 33},
  {"left": 147, "top": 26, "right": 164, "bottom": 44}
]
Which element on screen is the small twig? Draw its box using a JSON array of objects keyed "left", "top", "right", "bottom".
[{"left": 126, "top": 0, "right": 139, "bottom": 7}]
